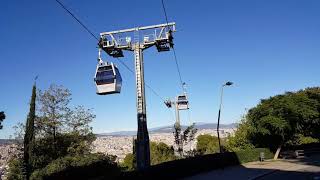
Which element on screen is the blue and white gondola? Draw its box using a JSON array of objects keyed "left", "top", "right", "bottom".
[
  {"left": 94, "top": 61, "right": 122, "bottom": 95},
  {"left": 177, "top": 94, "right": 189, "bottom": 110}
]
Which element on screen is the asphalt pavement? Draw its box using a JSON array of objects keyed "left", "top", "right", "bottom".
[
  {"left": 185, "top": 154, "right": 320, "bottom": 180},
  {"left": 257, "top": 155, "right": 320, "bottom": 180}
]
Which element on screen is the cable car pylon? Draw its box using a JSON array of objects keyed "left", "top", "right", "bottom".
[
  {"left": 98, "top": 23, "right": 176, "bottom": 170},
  {"left": 165, "top": 84, "right": 190, "bottom": 157}
]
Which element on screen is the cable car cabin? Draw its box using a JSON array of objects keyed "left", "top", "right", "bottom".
[
  {"left": 94, "top": 62, "right": 122, "bottom": 95},
  {"left": 177, "top": 95, "right": 189, "bottom": 110}
]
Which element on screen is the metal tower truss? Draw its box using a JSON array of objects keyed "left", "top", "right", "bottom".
[{"left": 98, "top": 22, "right": 176, "bottom": 170}]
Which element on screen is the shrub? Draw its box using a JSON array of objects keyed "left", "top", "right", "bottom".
[
  {"left": 30, "top": 153, "right": 120, "bottom": 180},
  {"left": 196, "top": 134, "right": 220, "bottom": 154},
  {"left": 150, "top": 142, "right": 176, "bottom": 165},
  {"left": 121, "top": 142, "right": 177, "bottom": 171},
  {"left": 6, "top": 158, "right": 24, "bottom": 180},
  {"left": 235, "top": 148, "right": 274, "bottom": 163},
  {"left": 122, "top": 152, "right": 240, "bottom": 179},
  {"left": 121, "top": 153, "right": 135, "bottom": 171},
  {"left": 31, "top": 133, "right": 95, "bottom": 170}
]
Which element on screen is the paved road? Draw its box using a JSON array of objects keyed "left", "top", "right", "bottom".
[
  {"left": 257, "top": 155, "right": 320, "bottom": 180},
  {"left": 185, "top": 154, "right": 320, "bottom": 180},
  {"left": 258, "top": 166, "right": 320, "bottom": 180}
]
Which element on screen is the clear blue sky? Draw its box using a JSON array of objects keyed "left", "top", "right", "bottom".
[{"left": 1, "top": 0, "right": 320, "bottom": 138}]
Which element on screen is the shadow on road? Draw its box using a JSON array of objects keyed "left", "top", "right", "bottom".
[{"left": 187, "top": 154, "right": 320, "bottom": 180}]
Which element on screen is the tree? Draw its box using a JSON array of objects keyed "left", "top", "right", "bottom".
[
  {"left": 23, "top": 84, "right": 37, "bottom": 179},
  {"left": 246, "top": 87, "right": 320, "bottom": 159},
  {"left": 67, "top": 106, "right": 95, "bottom": 135},
  {"left": 0, "top": 111, "right": 5, "bottom": 129},
  {"left": 173, "top": 122, "right": 182, "bottom": 156},
  {"left": 122, "top": 153, "right": 135, "bottom": 170},
  {"left": 182, "top": 123, "right": 198, "bottom": 145},
  {"left": 196, "top": 134, "right": 220, "bottom": 154},
  {"left": 30, "top": 153, "right": 120, "bottom": 180},
  {"left": 7, "top": 158, "right": 24, "bottom": 180},
  {"left": 122, "top": 141, "right": 177, "bottom": 169},
  {"left": 225, "top": 116, "right": 254, "bottom": 152},
  {"left": 173, "top": 123, "right": 198, "bottom": 157},
  {"left": 37, "top": 84, "right": 71, "bottom": 142},
  {"left": 8, "top": 84, "right": 98, "bottom": 178},
  {"left": 150, "top": 142, "right": 176, "bottom": 165}
]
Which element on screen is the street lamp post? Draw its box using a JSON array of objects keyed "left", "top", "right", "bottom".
[{"left": 217, "top": 81, "right": 233, "bottom": 153}]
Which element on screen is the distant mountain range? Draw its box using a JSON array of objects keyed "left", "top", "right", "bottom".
[
  {"left": 0, "top": 123, "right": 238, "bottom": 143},
  {"left": 97, "top": 123, "right": 238, "bottom": 137}
]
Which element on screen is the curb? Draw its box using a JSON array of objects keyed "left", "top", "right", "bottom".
[{"left": 249, "top": 169, "right": 279, "bottom": 180}]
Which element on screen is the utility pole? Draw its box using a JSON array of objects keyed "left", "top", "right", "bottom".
[
  {"left": 217, "top": 81, "right": 233, "bottom": 153},
  {"left": 99, "top": 23, "right": 176, "bottom": 170}
]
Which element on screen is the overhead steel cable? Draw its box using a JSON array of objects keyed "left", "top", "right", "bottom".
[
  {"left": 54, "top": 0, "right": 99, "bottom": 41},
  {"left": 172, "top": 47, "right": 184, "bottom": 90},
  {"left": 115, "top": 58, "right": 166, "bottom": 102},
  {"left": 161, "top": 0, "right": 193, "bottom": 124},
  {"left": 161, "top": 0, "right": 170, "bottom": 29},
  {"left": 53, "top": 0, "right": 167, "bottom": 103},
  {"left": 161, "top": 0, "right": 185, "bottom": 92}
]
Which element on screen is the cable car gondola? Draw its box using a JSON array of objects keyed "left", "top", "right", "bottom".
[
  {"left": 94, "top": 61, "right": 122, "bottom": 95},
  {"left": 177, "top": 94, "right": 189, "bottom": 110}
]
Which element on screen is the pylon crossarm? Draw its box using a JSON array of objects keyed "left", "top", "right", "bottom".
[
  {"left": 99, "top": 22, "right": 176, "bottom": 53},
  {"left": 100, "top": 22, "right": 175, "bottom": 36}
]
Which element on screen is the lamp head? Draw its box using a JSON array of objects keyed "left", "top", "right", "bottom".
[{"left": 225, "top": 81, "right": 233, "bottom": 86}]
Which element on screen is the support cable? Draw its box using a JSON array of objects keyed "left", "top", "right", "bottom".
[
  {"left": 161, "top": 0, "right": 185, "bottom": 92},
  {"left": 54, "top": 0, "right": 99, "bottom": 41},
  {"left": 161, "top": 0, "right": 193, "bottom": 125},
  {"left": 115, "top": 58, "right": 166, "bottom": 102}
]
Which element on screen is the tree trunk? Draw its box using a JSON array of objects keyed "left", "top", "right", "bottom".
[{"left": 273, "top": 144, "right": 282, "bottom": 160}]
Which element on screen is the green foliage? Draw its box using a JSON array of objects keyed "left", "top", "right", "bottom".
[
  {"left": 121, "top": 153, "right": 135, "bottom": 171},
  {"left": 225, "top": 117, "right": 255, "bottom": 152},
  {"left": 9, "top": 84, "right": 98, "bottom": 179},
  {"left": 25, "top": 84, "right": 97, "bottom": 171},
  {"left": 298, "top": 136, "right": 319, "bottom": 144},
  {"left": 182, "top": 123, "right": 198, "bottom": 144},
  {"left": 67, "top": 106, "right": 96, "bottom": 135},
  {"left": 24, "top": 84, "right": 37, "bottom": 179},
  {"left": 173, "top": 122, "right": 182, "bottom": 153},
  {"left": 173, "top": 123, "right": 198, "bottom": 156},
  {"left": 196, "top": 134, "right": 220, "bottom": 154},
  {"left": 31, "top": 132, "right": 96, "bottom": 170},
  {"left": 150, "top": 142, "right": 176, "bottom": 165},
  {"left": 122, "top": 141, "right": 177, "bottom": 170},
  {"left": 37, "top": 84, "right": 72, "bottom": 139},
  {"left": 235, "top": 148, "right": 274, "bottom": 163},
  {"left": 7, "top": 158, "right": 24, "bottom": 180},
  {"left": 30, "top": 153, "right": 120, "bottom": 180},
  {"left": 246, "top": 87, "right": 320, "bottom": 150},
  {"left": 286, "top": 134, "right": 320, "bottom": 145},
  {"left": 0, "top": 111, "right": 5, "bottom": 129}
]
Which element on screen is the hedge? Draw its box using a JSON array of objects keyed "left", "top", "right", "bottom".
[
  {"left": 235, "top": 148, "right": 274, "bottom": 163},
  {"left": 122, "top": 152, "right": 240, "bottom": 179},
  {"left": 121, "top": 148, "right": 273, "bottom": 179}
]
